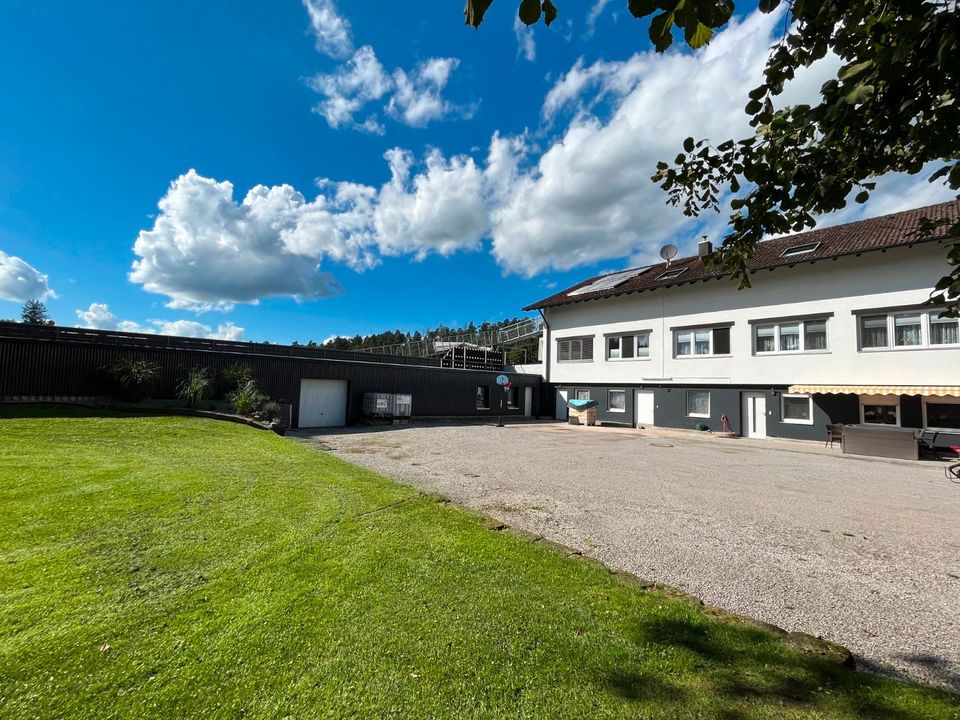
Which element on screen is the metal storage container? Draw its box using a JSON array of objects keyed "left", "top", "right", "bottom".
[
  {"left": 392, "top": 394, "right": 413, "bottom": 418},
  {"left": 363, "top": 392, "right": 393, "bottom": 418}
]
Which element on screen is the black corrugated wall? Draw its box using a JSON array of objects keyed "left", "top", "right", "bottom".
[{"left": 0, "top": 337, "right": 546, "bottom": 427}]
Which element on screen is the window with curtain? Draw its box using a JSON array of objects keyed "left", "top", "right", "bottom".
[
  {"left": 804, "top": 320, "right": 827, "bottom": 350},
  {"left": 636, "top": 333, "right": 650, "bottom": 357},
  {"left": 930, "top": 315, "right": 959, "bottom": 345},
  {"left": 676, "top": 331, "right": 692, "bottom": 356},
  {"left": 755, "top": 325, "right": 775, "bottom": 352},
  {"left": 894, "top": 314, "right": 922, "bottom": 346},
  {"left": 607, "top": 336, "right": 621, "bottom": 360},
  {"left": 694, "top": 330, "right": 711, "bottom": 354},
  {"left": 862, "top": 402, "right": 898, "bottom": 425},
  {"left": 685, "top": 390, "right": 710, "bottom": 417},
  {"left": 860, "top": 315, "right": 888, "bottom": 348},
  {"left": 575, "top": 389, "right": 591, "bottom": 401},
  {"left": 608, "top": 390, "right": 626, "bottom": 412},
  {"left": 779, "top": 323, "right": 800, "bottom": 352}
]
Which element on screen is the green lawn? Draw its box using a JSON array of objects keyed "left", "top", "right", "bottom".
[{"left": 1, "top": 406, "right": 956, "bottom": 719}]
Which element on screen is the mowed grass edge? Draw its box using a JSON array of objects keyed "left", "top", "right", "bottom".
[{"left": 0, "top": 405, "right": 956, "bottom": 719}]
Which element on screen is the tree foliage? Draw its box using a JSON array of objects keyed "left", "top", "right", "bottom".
[
  {"left": 20, "top": 299, "right": 50, "bottom": 325},
  {"left": 465, "top": 0, "right": 960, "bottom": 314}
]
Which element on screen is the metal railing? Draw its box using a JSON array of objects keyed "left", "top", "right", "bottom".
[{"left": 358, "top": 316, "right": 543, "bottom": 358}]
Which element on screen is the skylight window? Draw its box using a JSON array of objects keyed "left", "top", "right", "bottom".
[
  {"left": 655, "top": 267, "right": 687, "bottom": 281},
  {"left": 780, "top": 241, "right": 821, "bottom": 258}
]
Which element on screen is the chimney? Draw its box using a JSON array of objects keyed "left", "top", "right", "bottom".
[{"left": 698, "top": 237, "right": 713, "bottom": 257}]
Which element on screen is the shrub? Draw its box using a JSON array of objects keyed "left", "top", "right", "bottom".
[
  {"left": 261, "top": 401, "right": 281, "bottom": 422},
  {"left": 177, "top": 367, "right": 212, "bottom": 409},
  {"left": 108, "top": 357, "right": 161, "bottom": 402},
  {"left": 220, "top": 363, "right": 254, "bottom": 397},
  {"left": 227, "top": 380, "right": 265, "bottom": 416}
]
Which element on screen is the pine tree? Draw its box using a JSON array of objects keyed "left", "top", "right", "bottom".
[{"left": 20, "top": 299, "right": 50, "bottom": 325}]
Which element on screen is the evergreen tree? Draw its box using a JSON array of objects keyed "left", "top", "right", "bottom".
[{"left": 20, "top": 299, "right": 50, "bottom": 325}]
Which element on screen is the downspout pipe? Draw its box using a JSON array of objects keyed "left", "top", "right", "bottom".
[{"left": 537, "top": 308, "right": 550, "bottom": 384}]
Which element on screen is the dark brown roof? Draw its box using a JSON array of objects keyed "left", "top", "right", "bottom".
[{"left": 523, "top": 200, "right": 959, "bottom": 311}]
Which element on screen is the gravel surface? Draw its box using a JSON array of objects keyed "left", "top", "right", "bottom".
[{"left": 291, "top": 421, "right": 960, "bottom": 691}]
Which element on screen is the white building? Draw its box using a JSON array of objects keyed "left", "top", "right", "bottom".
[{"left": 524, "top": 201, "right": 960, "bottom": 445}]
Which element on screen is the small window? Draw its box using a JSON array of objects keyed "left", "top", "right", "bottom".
[
  {"left": 925, "top": 398, "right": 960, "bottom": 430},
  {"left": 860, "top": 395, "right": 899, "bottom": 426},
  {"left": 476, "top": 386, "right": 490, "bottom": 410},
  {"left": 575, "top": 389, "right": 591, "bottom": 401},
  {"left": 893, "top": 313, "right": 922, "bottom": 346},
  {"left": 506, "top": 386, "right": 519, "bottom": 409},
  {"left": 804, "top": 320, "right": 827, "bottom": 350},
  {"left": 607, "top": 336, "right": 621, "bottom": 360},
  {"left": 636, "top": 333, "right": 650, "bottom": 357},
  {"left": 713, "top": 327, "right": 730, "bottom": 355},
  {"left": 608, "top": 389, "right": 626, "bottom": 413},
  {"left": 694, "top": 330, "right": 711, "bottom": 355},
  {"left": 656, "top": 267, "right": 687, "bottom": 281},
  {"left": 930, "top": 314, "right": 959, "bottom": 345},
  {"left": 779, "top": 323, "right": 800, "bottom": 352},
  {"left": 860, "top": 315, "right": 888, "bottom": 349},
  {"left": 755, "top": 325, "right": 775, "bottom": 353},
  {"left": 676, "top": 331, "right": 692, "bottom": 356},
  {"left": 557, "top": 336, "right": 594, "bottom": 362},
  {"left": 685, "top": 390, "right": 710, "bottom": 418},
  {"left": 781, "top": 394, "right": 813, "bottom": 425},
  {"left": 780, "top": 242, "right": 820, "bottom": 258}
]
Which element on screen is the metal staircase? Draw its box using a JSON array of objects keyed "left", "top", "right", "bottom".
[{"left": 354, "top": 316, "right": 543, "bottom": 369}]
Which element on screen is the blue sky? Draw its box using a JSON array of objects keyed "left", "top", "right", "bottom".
[{"left": 0, "top": 1, "right": 951, "bottom": 343}]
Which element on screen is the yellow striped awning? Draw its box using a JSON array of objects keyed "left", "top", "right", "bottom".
[{"left": 788, "top": 385, "right": 960, "bottom": 397}]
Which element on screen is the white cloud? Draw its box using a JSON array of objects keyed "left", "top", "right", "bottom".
[
  {"left": 130, "top": 155, "right": 489, "bottom": 310},
  {"left": 308, "top": 45, "right": 392, "bottom": 131},
  {"left": 514, "top": 16, "right": 536, "bottom": 62},
  {"left": 586, "top": 0, "right": 612, "bottom": 36},
  {"left": 302, "top": 0, "right": 353, "bottom": 59},
  {"left": 75, "top": 302, "right": 245, "bottom": 340},
  {"left": 0, "top": 251, "right": 55, "bottom": 303},
  {"left": 387, "top": 58, "right": 461, "bottom": 128},
  {"left": 302, "top": 3, "right": 463, "bottom": 131},
  {"left": 489, "top": 8, "right": 849, "bottom": 275}
]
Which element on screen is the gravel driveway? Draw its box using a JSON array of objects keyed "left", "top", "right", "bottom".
[{"left": 291, "top": 421, "right": 960, "bottom": 691}]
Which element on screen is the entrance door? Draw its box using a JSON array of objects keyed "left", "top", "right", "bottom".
[
  {"left": 742, "top": 391, "right": 767, "bottom": 438},
  {"left": 635, "top": 390, "right": 655, "bottom": 428},
  {"left": 298, "top": 379, "right": 348, "bottom": 428},
  {"left": 524, "top": 387, "right": 533, "bottom": 417},
  {"left": 555, "top": 389, "right": 569, "bottom": 420}
]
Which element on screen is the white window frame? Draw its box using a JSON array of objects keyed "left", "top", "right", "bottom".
[
  {"left": 928, "top": 312, "right": 960, "bottom": 347},
  {"left": 780, "top": 393, "right": 814, "bottom": 425},
  {"left": 674, "top": 327, "right": 731, "bottom": 358},
  {"left": 780, "top": 241, "right": 821, "bottom": 258},
  {"left": 606, "top": 331, "right": 652, "bottom": 361},
  {"left": 858, "top": 311, "right": 960, "bottom": 352},
  {"left": 922, "top": 396, "right": 960, "bottom": 432},
  {"left": 753, "top": 319, "right": 829, "bottom": 355},
  {"left": 575, "top": 389, "right": 591, "bottom": 401},
  {"left": 685, "top": 390, "right": 710, "bottom": 418},
  {"left": 608, "top": 389, "right": 626, "bottom": 413},
  {"left": 859, "top": 394, "right": 900, "bottom": 426}
]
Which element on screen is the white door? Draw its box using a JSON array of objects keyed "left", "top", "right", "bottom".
[
  {"left": 298, "top": 379, "right": 348, "bottom": 428},
  {"left": 524, "top": 387, "right": 533, "bottom": 417},
  {"left": 555, "top": 389, "right": 568, "bottom": 420},
  {"left": 635, "top": 390, "right": 655, "bottom": 428},
  {"left": 742, "top": 391, "right": 767, "bottom": 438}
]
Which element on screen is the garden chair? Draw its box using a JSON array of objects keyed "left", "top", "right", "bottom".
[{"left": 824, "top": 423, "right": 843, "bottom": 449}]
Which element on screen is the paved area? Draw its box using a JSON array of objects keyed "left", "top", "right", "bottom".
[{"left": 291, "top": 421, "right": 960, "bottom": 691}]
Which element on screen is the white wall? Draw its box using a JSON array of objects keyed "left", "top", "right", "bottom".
[
  {"left": 505, "top": 363, "right": 545, "bottom": 378},
  {"left": 544, "top": 242, "right": 956, "bottom": 386}
]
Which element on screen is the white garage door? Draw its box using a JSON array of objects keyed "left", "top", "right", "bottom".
[{"left": 298, "top": 379, "right": 348, "bottom": 428}]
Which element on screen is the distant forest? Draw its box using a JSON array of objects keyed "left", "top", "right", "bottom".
[{"left": 291, "top": 317, "right": 540, "bottom": 364}]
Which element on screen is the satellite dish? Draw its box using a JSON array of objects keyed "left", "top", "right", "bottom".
[{"left": 659, "top": 244, "right": 678, "bottom": 266}]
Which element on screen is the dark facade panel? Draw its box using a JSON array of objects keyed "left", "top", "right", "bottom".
[{"left": 0, "top": 337, "right": 544, "bottom": 428}]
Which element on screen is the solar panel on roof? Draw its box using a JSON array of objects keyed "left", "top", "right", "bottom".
[{"left": 566, "top": 268, "right": 646, "bottom": 297}]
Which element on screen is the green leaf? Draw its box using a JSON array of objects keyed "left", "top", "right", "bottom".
[
  {"left": 839, "top": 59, "right": 873, "bottom": 81},
  {"left": 542, "top": 0, "right": 557, "bottom": 26},
  {"left": 745, "top": 98, "right": 762, "bottom": 115},
  {"left": 758, "top": 0, "right": 781, "bottom": 12},
  {"left": 649, "top": 11, "right": 675, "bottom": 52},
  {"left": 855, "top": 190, "right": 869, "bottom": 203},
  {"left": 683, "top": 137, "right": 695, "bottom": 152},
  {"left": 463, "top": 0, "right": 494, "bottom": 28},
  {"left": 518, "top": 0, "right": 541, "bottom": 25},
  {"left": 684, "top": 20, "right": 712, "bottom": 49},
  {"left": 627, "top": 0, "right": 656, "bottom": 19}
]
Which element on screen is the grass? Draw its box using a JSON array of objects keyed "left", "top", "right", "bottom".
[{"left": 1, "top": 405, "right": 957, "bottom": 719}]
